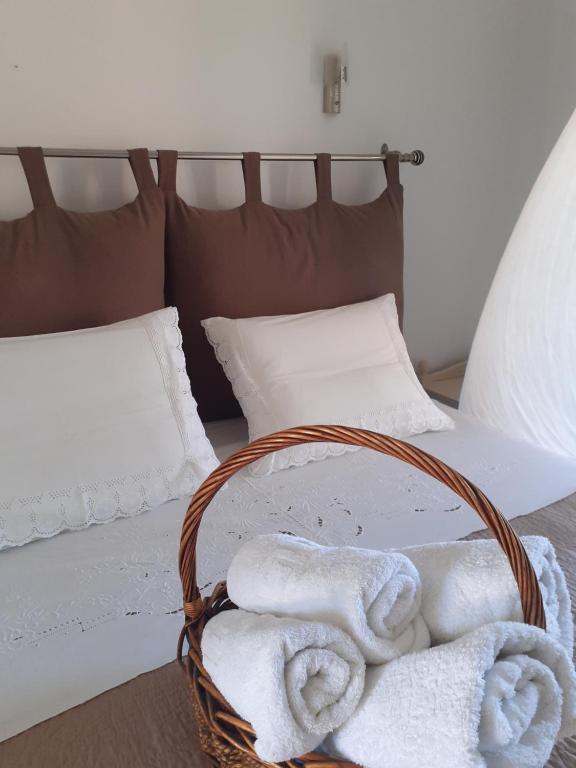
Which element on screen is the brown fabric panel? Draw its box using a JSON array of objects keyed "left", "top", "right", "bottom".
[
  {"left": 2, "top": 493, "right": 575, "bottom": 767},
  {"left": 0, "top": 148, "right": 165, "bottom": 338},
  {"left": 161, "top": 151, "right": 404, "bottom": 421}
]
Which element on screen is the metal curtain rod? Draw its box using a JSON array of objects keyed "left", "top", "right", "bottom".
[{"left": 0, "top": 142, "right": 424, "bottom": 165}]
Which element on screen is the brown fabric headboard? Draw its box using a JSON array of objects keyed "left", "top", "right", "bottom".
[
  {"left": 158, "top": 150, "right": 404, "bottom": 421},
  {"left": 0, "top": 148, "right": 165, "bottom": 338}
]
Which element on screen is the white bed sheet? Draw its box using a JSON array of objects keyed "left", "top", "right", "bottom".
[{"left": 1, "top": 405, "right": 575, "bottom": 741}]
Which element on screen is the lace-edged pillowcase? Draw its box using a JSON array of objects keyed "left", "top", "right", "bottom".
[
  {"left": 0, "top": 307, "right": 218, "bottom": 549},
  {"left": 202, "top": 294, "right": 453, "bottom": 475}
]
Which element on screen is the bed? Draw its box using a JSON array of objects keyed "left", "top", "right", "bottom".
[
  {"left": 1, "top": 145, "right": 575, "bottom": 767},
  {"left": 1, "top": 405, "right": 575, "bottom": 766}
]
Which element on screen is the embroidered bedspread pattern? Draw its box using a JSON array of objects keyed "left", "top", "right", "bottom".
[
  {"left": 0, "top": 429, "right": 571, "bottom": 658},
  {"left": 1, "top": 409, "right": 576, "bottom": 740}
]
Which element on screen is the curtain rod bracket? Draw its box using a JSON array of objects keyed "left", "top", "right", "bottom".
[{"left": 381, "top": 143, "right": 424, "bottom": 166}]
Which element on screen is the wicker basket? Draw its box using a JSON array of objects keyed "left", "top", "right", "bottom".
[{"left": 178, "top": 425, "right": 546, "bottom": 768}]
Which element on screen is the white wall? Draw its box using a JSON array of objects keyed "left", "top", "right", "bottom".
[{"left": 1, "top": 0, "right": 575, "bottom": 368}]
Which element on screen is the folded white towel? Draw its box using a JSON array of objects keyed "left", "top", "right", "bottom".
[
  {"left": 402, "top": 535, "right": 573, "bottom": 653},
  {"left": 201, "top": 608, "right": 365, "bottom": 763},
  {"left": 327, "top": 621, "right": 576, "bottom": 768},
  {"left": 227, "top": 533, "right": 430, "bottom": 664}
]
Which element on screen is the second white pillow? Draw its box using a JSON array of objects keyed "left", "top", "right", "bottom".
[{"left": 202, "top": 294, "right": 453, "bottom": 475}]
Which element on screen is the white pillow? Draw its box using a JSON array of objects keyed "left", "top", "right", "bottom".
[
  {"left": 202, "top": 294, "right": 453, "bottom": 475},
  {"left": 0, "top": 307, "right": 218, "bottom": 549}
]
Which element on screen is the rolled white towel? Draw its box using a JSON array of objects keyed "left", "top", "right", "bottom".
[
  {"left": 227, "top": 533, "right": 430, "bottom": 664},
  {"left": 201, "top": 608, "right": 365, "bottom": 763},
  {"left": 402, "top": 535, "right": 573, "bottom": 653},
  {"left": 326, "top": 621, "right": 576, "bottom": 768}
]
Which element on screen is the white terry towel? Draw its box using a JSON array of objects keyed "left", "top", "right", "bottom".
[
  {"left": 201, "top": 608, "right": 365, "bottom": 763},
  {"left": 326, "top": 621, "right": 576, "bottom": 768},
  {"left": 402, "top": 535, "right": 573, "bottom": 653},
  {"left": 227, "top": 533, "right": 430, "bottom": 664}
]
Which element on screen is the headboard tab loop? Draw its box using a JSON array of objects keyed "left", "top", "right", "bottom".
[
  {"left": 384, "top": 151, "right": 401, "bottom": 186},
  {"left": 157, "top": 149, "right": 178, "bottom": 192},
  {"left": 242, "top": 152, "right": 262, "bottom": 203},
  {"left": 17, "top": 147, "right": 56, "bottom": 209},
  {"left": 128, "top": 148, "right": 157, "bottom": 192},
  {"left": 314, "top": 153, "right": 332, "bottom": 201}
]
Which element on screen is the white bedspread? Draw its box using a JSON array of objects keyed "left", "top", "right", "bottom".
[{"left": 1, "top": 405, "right": 575, "bottom": 741}]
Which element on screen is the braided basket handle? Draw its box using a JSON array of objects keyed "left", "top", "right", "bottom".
[{"left": 179, "top": 425, "right": 546, "bottom": 629}]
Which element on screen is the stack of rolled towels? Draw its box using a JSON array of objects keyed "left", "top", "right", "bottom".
[{"left": 201, "top": 533, "right": 576, "bottom": 767}]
